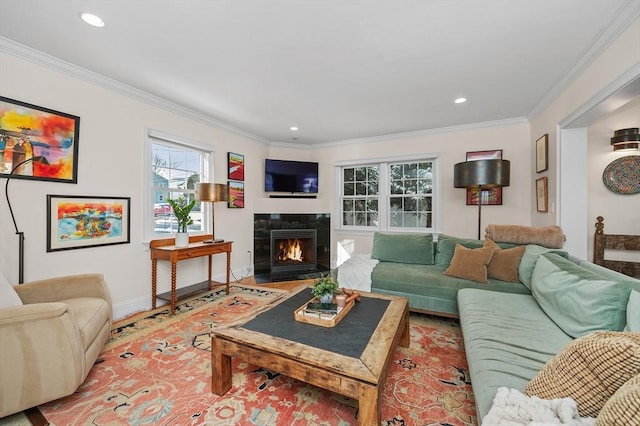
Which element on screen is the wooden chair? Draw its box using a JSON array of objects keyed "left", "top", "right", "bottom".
[{"left": 593, "top": 216, "right": 640, "bottom": 279}]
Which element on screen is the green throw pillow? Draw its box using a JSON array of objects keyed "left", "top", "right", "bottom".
[
  {"left": 518, "top": 244, "right": 569, "bottom": 289},
  {"left": 434, "top": 234, "right": 483, "bottom": 267},
  {"left": 625, "top": 290, "right": 640, "bottom": 332},
  {"left": 370, "top": 232, "right": 434, "bottom": 265},
  {"left": 531, "top": 253, "right": 635, "bottom": 338}
]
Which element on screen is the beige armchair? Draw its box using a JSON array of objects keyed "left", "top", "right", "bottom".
[{"left": 0, "top": 273, "right": 112, "bottom": 417}]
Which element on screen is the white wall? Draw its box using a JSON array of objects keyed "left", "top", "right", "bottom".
[
  {"left": 586, "top": 97, "right": 640, "bottom": 262},
  {"left": 0, "top": 52, "right": 265, "bottom": 318},
  {"left": 313, "top": 121, "right": 532, "bottom": 258},
  {"left": 530, "top": 15, "right": 640, "bottom": 254}
]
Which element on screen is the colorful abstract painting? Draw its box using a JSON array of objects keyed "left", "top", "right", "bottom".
[
  {"left": 0, "top": 96, "right": 80, "bottom": 183},
  {"left": 228, "top": 152, "right": 244, "bottom": 181},
  {"left": 228, "top": 181, "right": 245, "bottom": 208},
  {"left": 47, "top": 195, "right": 130, "bottom": 252}
]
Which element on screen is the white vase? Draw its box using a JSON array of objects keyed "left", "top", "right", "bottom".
[
  {"left": 319, "top": 294, "right": 334, "bottom": 304},
  {"left": 175, "top": 232, "right": 189, "bottom": 247}
]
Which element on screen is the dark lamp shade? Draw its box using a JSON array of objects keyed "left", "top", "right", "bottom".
[
  {"left": 611, "top": 128, "right": 639, "bottom": 151},
  {"left": 453, "top": 159, "right": 511, "bottom": 189},
  {"left": 195, "top": 183, "right": 228, "bottom": 202}
]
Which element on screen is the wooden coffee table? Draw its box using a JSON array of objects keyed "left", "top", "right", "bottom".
[{"left": 211, "top": 286, "right": 409, "bottom": 425}]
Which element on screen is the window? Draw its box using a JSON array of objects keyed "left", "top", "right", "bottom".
[
  {"left": 339, "top": 156, "right": 437, "bottom": 232},
  {"left": 145, "top": 130, "right": 212, "bottom": 240}
]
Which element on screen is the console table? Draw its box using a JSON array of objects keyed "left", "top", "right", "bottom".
[{"left": 150, "top": 235, "right": 232, "bottom": 314}]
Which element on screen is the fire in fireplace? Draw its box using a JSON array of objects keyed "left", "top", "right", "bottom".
[
  {"left": 271, "top": 229, "right": 317, "bottom": 280},
  {"left": 277, "top": 239, "right": 305, "bottom": 262}
]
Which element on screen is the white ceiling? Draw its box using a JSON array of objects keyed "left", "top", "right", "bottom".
[{"left": 1, "top": 1, "right": 639, "bottom": 145}]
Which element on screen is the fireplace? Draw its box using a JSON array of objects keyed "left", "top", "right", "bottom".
[
  {"left": 270, "top": 229, "right": 317, "bottom": 280},
  {"left": 254, "top": 214, "right": 330, "bottom": 282}
]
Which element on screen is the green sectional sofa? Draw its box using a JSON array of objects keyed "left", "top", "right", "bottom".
[
  {"left": 338, "top": 232, "right": 640, "bottom": 422},
  {"left": 367, "top": 232, "right": 555, "bottom": 317},
  {"left": 458, "top": 253, "right": 640, "bottom": 422}
]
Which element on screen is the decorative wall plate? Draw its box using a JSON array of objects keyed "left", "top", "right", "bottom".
[{"left": 602, "top": 155, "right": 640, "bottom": 195}]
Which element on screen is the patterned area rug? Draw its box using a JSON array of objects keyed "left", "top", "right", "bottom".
[{"left": 37, "top": 285, "right": 477, "bottom": 425}]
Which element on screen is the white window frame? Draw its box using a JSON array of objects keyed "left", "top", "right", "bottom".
[
  {"left": 335, "top": 154, "right": 440, "bottom": 234},
  {"left": 143, "top": 129, "right": 213, "bottom": 242}
]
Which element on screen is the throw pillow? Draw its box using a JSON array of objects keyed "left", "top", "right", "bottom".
[
  {"left": 524, "top": 331, "right": 640, "bottom": 418},
  {"left": 625, "top": 290, "right": 640, "bottom": 332},
  {"left": 483, "top": 238, "right": 525, "bottom": 282},
  {"left": 434, "top": 234, "right": 483, "bottom": 267},
  {"left": 596, "top": 373, "right": 640, "bottom": 426},
  {"left": 443, "top": 244, "right": 495, "bottom": 283},
  {"left": 531, "top": 253, "right": 633, "bottom": 338},
  {"left": 518, "top": 244, "right": 569, "bottom": 289},
  {"left": 370, "top": 232, "right": 434, "bottom": 265},
  {"left": 0, "top": 272, "right": 22, "bottom": 308}
]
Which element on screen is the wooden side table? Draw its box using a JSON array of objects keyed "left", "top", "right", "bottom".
[{"left": 150, "top": 235, "right": 232, "bottom": 314}]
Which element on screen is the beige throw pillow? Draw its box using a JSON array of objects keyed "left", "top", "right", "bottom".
[
  {"left": 596, "top": 373, "right": 640, "bottom": 425},
  {"left": 524, "top": 331, "right": 640, "bottom": 418},
  {"left": 483, "top": 238, "right": 525, "bottom": 282},
  {"left": 443, "top": 244, "right": 495, "bottom": 283}
]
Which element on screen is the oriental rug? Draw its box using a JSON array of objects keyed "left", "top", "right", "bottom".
[{"left": 36, "top": 285, "right": 477, "bottom": 425}]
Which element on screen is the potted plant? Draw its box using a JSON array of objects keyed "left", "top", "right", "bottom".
[
  {"left": 311, "top": 274, "right": 339, "bottom": 303},
  {"left": 167, "top": 196, "right": 196, "bottom": 247}
]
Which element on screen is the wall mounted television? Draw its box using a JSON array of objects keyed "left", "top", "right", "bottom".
[{"left": 265, "top": 159, "right": 319, "bottom": 193}]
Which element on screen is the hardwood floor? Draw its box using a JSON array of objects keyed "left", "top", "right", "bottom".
[{"left": 235, "top": 276, "right": 315, "bottom": 291}]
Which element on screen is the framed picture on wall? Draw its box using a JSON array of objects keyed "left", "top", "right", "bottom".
[
  {"left": 228, "top": 152, "right": 244, "bottom": 181},
  {"left": 536, "top": 134, "right": 548, "bottom": 173},
  {"left": 536, "top": 177, "right": 548, "bottom": 212},
  {"left": 46, "top": 195, "right": 131, "bottom": 252},
  {"left": 0, "top": 96, "right": 80, "bottom": 183},
  {"left": 465, "top": 149, "right": 503, "bottom": 205},
  {"left": 228, "top": 181, "right": 245, "bottom": 208}
]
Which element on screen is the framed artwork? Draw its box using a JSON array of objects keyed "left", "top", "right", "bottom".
[
  {"left": 0, "top": 96, "right": 80, "bottom": 183},
  {"left": 536, "top": 134, "right": 548, "bottom": 173},
  {"left": 228, "top": 181, "right": 245, "bottom": 208},
  {"left": 465, "top": 149, "right": 503, "bottom": 205},
  {"left": 228, "top": 152, "right": 244, "bottom": 181},
  {"left": 46, "top": 195, "right": 130, "bottom": 252},
  {"left": 536, "top": 177, "right": 548, "bottom": 212}
]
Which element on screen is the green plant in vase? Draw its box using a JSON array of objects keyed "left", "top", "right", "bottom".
[
  {"left": 311, "top": 274, "right": 339, "bottom": 303},
  {"left": 167, "top": 196, "right": 196, "bottom": 247}
]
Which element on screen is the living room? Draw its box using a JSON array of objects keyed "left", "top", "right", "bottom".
[
  {"left": 1, "top": 2, "right": 640, "bottom": 425},
  {"left": 1, "top": 3, "right": 638, "bottom": 321}
]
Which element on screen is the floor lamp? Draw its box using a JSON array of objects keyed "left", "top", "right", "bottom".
[
  {"left": 195, "top": 183, "right": 228, "bottom": 243},
  {"left": 4, "top": 156, "right": 48, "bottom": 284},
  {"left": 453, "top": 159, "right": 510, "bottom": 240}
]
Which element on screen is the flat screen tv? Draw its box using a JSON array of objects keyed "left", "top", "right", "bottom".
[{"left": 265, "top": 159, "right": 319, "bottom": 193}]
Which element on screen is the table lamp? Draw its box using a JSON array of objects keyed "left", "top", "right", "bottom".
[{"left": 195, "top": 183, "right": 228, "bottom": 242}]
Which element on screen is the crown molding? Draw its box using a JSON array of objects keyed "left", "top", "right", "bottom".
[
  {"left": 273, "top": 116, "right": 528, "bottom": 150},
  {"left": 0, "top": 37, "right": 270, "bottom": 145},
  {"left": 527, "top": 1, "right": 640, "bottom": 122}
]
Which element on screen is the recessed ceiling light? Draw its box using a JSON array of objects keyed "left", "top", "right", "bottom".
[
  {"left": 81, "top": 13, "right": 105, "bottom": 28},
  {"left": 290, "top": 126, "right": 299, "bottom": 131},
  {"left": 454, "top": 97, "right": 467, "bottom": 104}
]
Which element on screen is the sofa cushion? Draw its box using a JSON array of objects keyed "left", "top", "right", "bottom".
[
  {"left": 443, "top": 244, "right": 495, "bottom": 283},
  {"left": 371, "top": 232, "right": 434, "bottom": 265},
  {"left": 626, "top": 290, "right": 640, "bottom": 332},
  {"left": 518, "top": 245, "right": 569, "bottom": 289},
  {"left": 596, "top": 373, "right": 640, "bottom": 426},
  {"left": 484, "top": 238, "right": 525, "bottom": 282},
  {"left": 0, "top": 272, "right": 22, "bottom": 308},
  {"left": 435, "top": 234, "right": 483, "bottom": 267},
  {"left": 524, "top": 331, "right": 640, "bottom": 418},
  {"left": 372, "top": 263, "right": 530, "bottom": 316},
  {"left": 457, "top": 289, "right": 573, "bottom": 421},
  {"left": 531, "top": 253, "right": 635, "bottom": 338}
]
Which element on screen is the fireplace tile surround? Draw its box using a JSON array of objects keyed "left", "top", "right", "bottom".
[{"left": 254, "top": 213, "right": 330, "bottom": 283}]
